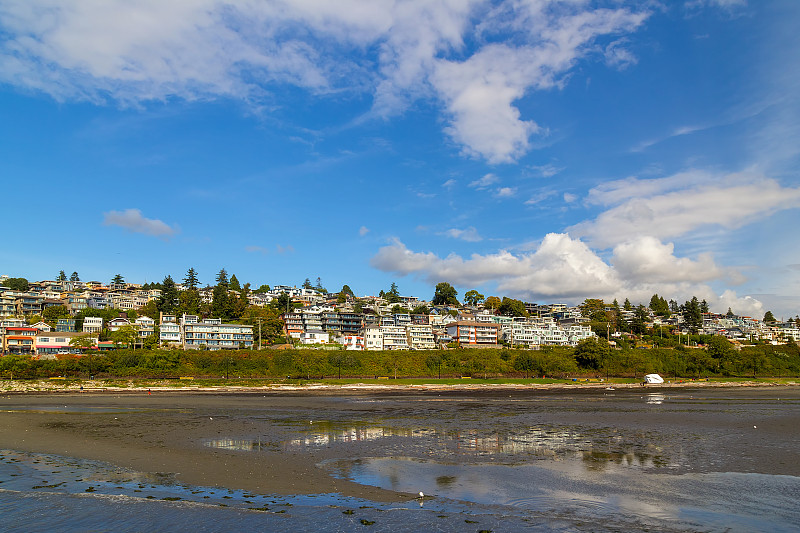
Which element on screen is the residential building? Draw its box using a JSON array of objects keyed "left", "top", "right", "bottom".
[
  {"left": 445, "top": 321, "right": 500, "bottom": 348},
  {"left": 159, "top": 314, "right": 181, "bottom": 345},
  {"left": 56, "top": 319, "right": 76, "bottom": 332},
  {"left": 182, "top": 316, "right": 254, "bottom": 350},
  {"left": 82, "top": 316, "right": 103, "bottom": 333},
  {"left": 2, "top": 326, "right": 38, "bottom": 355},
  {"left": 406, "top": 324, "right": 436, "bottom": 349},
  {"left": 35, "top": 331, "right": 86, "bottom": 357}
]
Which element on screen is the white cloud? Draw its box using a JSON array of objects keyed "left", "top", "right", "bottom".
[
  {"left": 442, "top": 179, "right": 457, "bottom": 188},
  {"left": 276, "top": 244, "right": 295, "bottom": 254},
  {"left": 572, "top": 170, "right": 800, "bottom": 248},
  {"left": 611, "top": 236, "right": 725, "bottom": 284},
  {"left": 441, "top": 227, "right": 483, "bottom": 242},
  {"left": 359, "top": 226, "right": 370, "bottom": 236},
  {"left": 370, "top": 233, "right": 763, "bottom": 313},
  {"left": 604, "top": 39, "right": 638, "bottom": 70},
  {"left": 0, "top": 0, "right": 649, "bottom": 163},
  {"left": 563, "top": 192, "right": 577, "bottom": 203},
  {"left": 495, "top": 186, "right": 517, "bottom": 198},
  {"left": 102, "top": 209, "right": 177, "bottom": 238},
  {"left": 525, "top": 189, "right": 557, "bottom": 205},
  {"left": 469, "top": 173, "right": 499, "bottom": 189},
  {"left": 530, "top": 163, "right": 564, "bottom": 178}
]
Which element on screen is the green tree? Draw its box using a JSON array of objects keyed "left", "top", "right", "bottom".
[
  {"left": 57, "top": 270, "right": 67, "bottom": 282},
  {"left": 302, "top": 278, "right": 313, "bottom": 289},
  {"left": 112, "top": 274, "right": 125, "bottom": 285},
  {"left": 229, "top": 274, "right": 241, "bottom": 292},
  {"left": 700, "top": 299, "right": 710, "bottom": 314},
  {"left": 623, "top": 298, "right": 632, "bottom": 311},
  {"left": 70, "top": 271, "right": 80, "bottom": 282},
  {"left": 314, "top": 277, "right": 326, "bottom": 293},
  {"left": 42, "top": 305, "right": 70, "bottom": 324},
  {"left": 580, "top": 298, "right": 607, "bottom": 321},
  {"left": 763, "top": 311, "right": 776, "bottom": 323},
  {"left": 69, "top": 334, "right": 96, "bottom": 351},
  {"left": 271, "top": 292, "right": 293, "bottom": 314},
  {"left": 179, "top": 287, "right": 202, "bottom": 316},
  {"left": 463, "top": 289, "right": 484, "bottom": 307},
  {"left": 726, "top": 307, "right": 735, "bottom": 317},
  {"left": 432, "top": 282, "right": 459, "bottom": 306},
  {"left": 253, "top": 284, "right": 270, "bottom": 294},
  {"left": 573, "top": 337, "right": 611, "bottom": 370},
  {"left": 498, "top": 297, "right": 526, "bottom": 317},
  {"left": 138, "top": 299, "right": 160, "bottom": 320},
  {"left": 385, "top": 282, "right": 401, "bottom": 304},
  {"left": 683, "top": 297, "right": 703, "bottom": 334},
  {"left": 411, "top": 304, "right": 430, "bottom": 315},
  {"left": 212, "top": 269, "right": 231, "bottom": 320},
  {"left": 631, "top": 305, "right": 650, "bottom": 335},
  {"left": 158, "top": 275, "right": 180, "bottom": 315},
  {"left": 184, "top": 267, "right": 199, "bottom": 290},
  {"left": 3, "top": 277, "right": 29, "bottom": 291},
  {"left": 340, "top": 284, "right": 354, "bottom": 297},
  {"left": 484, "top": 296, "right": 501, "bottom": 312}
]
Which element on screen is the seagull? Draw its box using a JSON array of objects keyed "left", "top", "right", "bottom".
[{"left": 419, "top": 491, "right": 424, "bottom": 499}]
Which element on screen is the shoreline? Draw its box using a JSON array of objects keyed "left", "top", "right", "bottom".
[{"left": 1, "top": 377, "right": 797, "bottom": 394}]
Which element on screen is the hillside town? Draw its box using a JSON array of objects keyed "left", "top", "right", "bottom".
[{"left": 1, "top": 272, "right": 798, "bottom": 358}]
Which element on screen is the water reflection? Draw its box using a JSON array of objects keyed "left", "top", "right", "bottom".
[
  {"left": 646, "top": 393, "right": 666, "bottom": 405},
  {"left": 323, "top": 457, "right": 800, "bottom": 532}
]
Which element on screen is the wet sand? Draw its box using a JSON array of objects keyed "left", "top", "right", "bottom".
[{"left": 1, "top": 386, "right": 799, "bottom": 502}]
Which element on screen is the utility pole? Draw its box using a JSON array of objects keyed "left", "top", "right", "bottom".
[{"left": 258, "top": 317, "right": 262, "bottom": 350}]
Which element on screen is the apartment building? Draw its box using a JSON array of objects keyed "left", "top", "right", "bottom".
[
  {"left": 445, "top": 321, "right": 501, "bottom": 348},
  {"left": 82, "top": 316, "right": 103, "bottom": 333},
  {"left": 182, "top": 316, "right": 254, "bottom": 350}
]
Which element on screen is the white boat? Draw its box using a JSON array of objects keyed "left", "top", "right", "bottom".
[{"left": 644, "top": 373, "right": 664, "bottom": 384}]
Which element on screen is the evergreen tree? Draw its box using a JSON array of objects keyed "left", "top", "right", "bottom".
[
  {"left": 726, "top": 307, "right": 734, "bottom": 317},
  {"left": 57, "top": 270, "right": 67, "bottom": 282},
  {"left": 386, "top": 282, "right": 401, "bottom": 304},
  {"left": 700, "top": 299, "right": 710, "bottom": 314},
  {"left": 70, "top": 271, "right": 80, "bottom": 282},
  {"left": 112, "top": 274, "right": 125, "bottom": 285},
  {"left": 632, "top": 304, "right": 650, "bottom": 334},
  {"left": 682, "top": 296, "right": 703, "bottom": 334},
  {"left": 230, "top": 274, "right": 241, "bottom": 292},
  {"left": 212, "top": 269, "right": 231, "bottom": 320},
  {"left": 763, "top": 310, "right": 776, "bottom": 323},
  {"left": 158, "top": 275, "right": 180, "bottom": 315},
  {"left": 623, "top": 298, "right": 632, "bottom": 311},
  {"left": 340, "top": 284, "right": 354, "bottom": 297},
  {"left": 184, "top": 268, "right": 199, "bottom": 290},
  {"left": 302, "top": 278, "right": 312, "bottom": 289}
]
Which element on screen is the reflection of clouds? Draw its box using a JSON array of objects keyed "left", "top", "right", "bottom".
[{"left": 646, "top": 393, "right": 666, "bottom": 405}]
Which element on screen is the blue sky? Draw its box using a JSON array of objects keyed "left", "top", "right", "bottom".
[{"left": 1, "top": 0, "right": 799, "bottom": 319}]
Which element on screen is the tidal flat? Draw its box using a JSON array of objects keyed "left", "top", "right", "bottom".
[{"left": 1, "top": 387, "right": 798, "bottom": 531}]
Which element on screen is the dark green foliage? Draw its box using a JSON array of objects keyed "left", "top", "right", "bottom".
[
  {"left": 2, "top": 277, "right": 29, "bottom": 291},
  {"left": 764, "top": 311, "right": 776, "bottom": 323},
  {"left": 432, "top": 282, "right": 458, "bottom": 306},
  {"left": 498, "top": 297, "right": 526, "bottom": 317},
  {"left": 57, "top": 270, "right": 67, "bottom": 282},
  {"left": 158, "top": 275, "right": 179, "bottom": 315}
]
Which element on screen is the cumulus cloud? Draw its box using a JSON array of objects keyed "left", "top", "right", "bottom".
[
  {"left": 102, "top": 209, "right": 177, "bottom": 238},
  {"left": 611, "top": 236, "right": 725, "bottom": 283},
  {"left": 359, "top": 226, "right": 370, "bottom": 236},
  {"left": 370, "top": 233, "right": 762, "bottom": 313},
  {"left": 441, "top": 227, "right": 483, "bottom": 242},
  {"left": 0, "top": 0, "right": 649, "bottom": 163},
  {"left": 572, "top": 170, "right": 800, "bottom": 248}
]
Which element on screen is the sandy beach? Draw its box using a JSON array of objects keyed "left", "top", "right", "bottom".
[{"left": 1, "top": 382, "right": 799, "bottom": 503}]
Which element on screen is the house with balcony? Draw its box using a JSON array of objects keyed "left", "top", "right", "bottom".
[
  {"left": 56, "top": 319, "right": 76, "bottom": 332},
  {"left": 159, "top": 314, "right": 181, "bottom": 345},
  {"left": 82, "top": 316, "right": 103, "bottom": 333},
  {"left": 182, "top": 316, "right": 253, "bottom": 350},
  {"left": 445, "top": 321, "right": 500, "bottom": 348},
  {"left": 2, "top": 326, "right": 38, "bottom": 355},
  {"left": 406, "top": 324, "right": 436, "bottom": 350}
]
